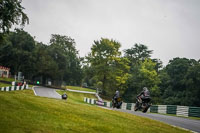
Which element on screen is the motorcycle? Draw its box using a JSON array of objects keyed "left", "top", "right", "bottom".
[
  {"left": 112, "top": 97, "right": 122, "bottom": 109},
  {"left": 134, "top": 96, "right": 151, "bottom": 113}
]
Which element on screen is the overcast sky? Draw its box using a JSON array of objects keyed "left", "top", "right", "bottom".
[{"left": 21, "top": 0, "right": 200, "bottom": 65}]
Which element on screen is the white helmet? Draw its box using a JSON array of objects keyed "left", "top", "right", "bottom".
[{"left": 143, "top": 87, "right": 148, "bottom": 91}]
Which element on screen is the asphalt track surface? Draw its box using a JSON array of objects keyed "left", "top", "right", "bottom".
[
  {"left": 113, "top": 109, "right": 200, "bottom": 133},
  {"left": 33, "top": 86, "right": 61, "bottom": 99},
  {"left": 33, "top": 86, "right": 200, "bottom": 133}
]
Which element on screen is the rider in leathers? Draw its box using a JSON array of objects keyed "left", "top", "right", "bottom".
[{"left": 137, "top": 87, "right": 151, "bottom": 103}]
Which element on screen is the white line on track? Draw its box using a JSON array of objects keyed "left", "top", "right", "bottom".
[{"left": 32, "top": 86, "right": 37, "bottom": 96}]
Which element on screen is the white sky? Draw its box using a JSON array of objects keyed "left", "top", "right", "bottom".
[{"left": 21, "top": 0, "right": 200, "bottom": 65}]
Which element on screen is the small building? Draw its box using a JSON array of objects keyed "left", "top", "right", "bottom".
[{"left": 0, "top": 66, "right": 10, "bottom": 78}]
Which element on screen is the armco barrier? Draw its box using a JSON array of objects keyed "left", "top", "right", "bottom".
[
  {"left": 84, "top": 97, "right": 200, "bottom": 118},
  {"left": 177, "top": 106, "right": 189, "bottom": 117},
  {"left": 158, "top": 105, "right": 167, "bottom": 114},
  {"left": 150, "top": 105, "right": 158, "bottom": 113},
  {"left": 189, "top": 107, "right": 200, "bottom": 117},
  {"left": 167, "top": 105, "right": 177, "bottom": 115},
  {"left": 0, "top": 85, "right": 29, "bottom": 91}
]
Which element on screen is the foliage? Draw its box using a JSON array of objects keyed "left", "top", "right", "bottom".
[
  {"left": 0, "top": 30, "right": 82, "bottom": 86},
  {"left": 124, "top": 43, "right": 153, "bottom": 66},
  {"left": 48, "top": 34, "right": 82, "bottom": 85},
  {"left": 160, "top": 58, "right": 200, "bottom": 106},
  {"left": 0, "top": 29, "right": 36, "bottom": 79},
  {"left": 123, "top": 44, "right": 161, "bottom": 103},
  {"left": 85, "top": 38, "right": 130, "bottom": 97},
  {"left": 0, "top": 0, "right": 29, "bottom": 33}
]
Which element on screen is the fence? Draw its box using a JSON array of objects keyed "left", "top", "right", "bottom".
[
  {"left": 84, "top": 97, "right": 200, "bottom": 118},
  {"left": 150, "top": 105, "right": 200, "bottom": 117},
  {"left": 0, "top": 85, "right": 29, "bottom": 91}
]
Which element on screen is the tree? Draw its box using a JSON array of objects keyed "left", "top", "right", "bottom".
[
  {"left": 49, "top": 34, "right": 82, "bottom": 85},
  {"left": 0, "top": 0, "right": 29, "bottom": 33},
  {"left": 123, "top": 59, "right": 161, "bottom": 103},
  {"left": 123, "top": 44, "right": 160, "bottom": 103},
  {"left": 0, "top": 29, "right": 36, "bottom": 79},
  {"left": 87, "top": 38, "right": 130, "bottom": 97},
  {"left": 124, "top": 43, "right": 153, "bottom": 66},
  {"left": 138, "top": 59, "right": 161, "bottom": 103},
  {"left": 184, "top": 63, "right": 200, "bottom": 106},
  {"left": 160, "top": 57, "right": 200, "bottom": 106},
  {"left": 33, "top": 42, "right": 58, "bottom": 84}
]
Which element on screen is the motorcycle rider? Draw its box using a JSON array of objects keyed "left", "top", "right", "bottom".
[
  {"left": 137, "top": 87, "right": 151, "bottom": 103},
  {"left": 113, "top": 90, "right": 120, "bottom": 103}
]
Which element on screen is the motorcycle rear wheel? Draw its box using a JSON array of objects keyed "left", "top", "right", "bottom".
[{"left": 134, "top": 104, "right": 138, "bottom": 111}]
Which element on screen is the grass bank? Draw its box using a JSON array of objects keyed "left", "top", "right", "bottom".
[
  {"left": 0, "top": 90, "right": 190, "bottom": 133},
  {"left": 64, "top": 86, "right": 96, "bottom": 92},
  {"left": 57, "top": 90, "right": 96, "bottom": 104}
]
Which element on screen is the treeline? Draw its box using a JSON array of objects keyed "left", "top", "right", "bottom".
[
  {"left": 0, "top": 29, "right": 82, "bottom": 86},
  {"left": 82, "top": 38, "right": 200, "bottom": 107}
]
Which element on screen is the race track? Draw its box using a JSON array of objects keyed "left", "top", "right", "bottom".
[
  {"left": 33, "top": 86, "right": 200, "bottom": 133},
  {"left": 33, "top": 86, "right": 61, "bottom": 99},
  {"left": 113, "top": 108, "right": 200, "bottom": 133}
]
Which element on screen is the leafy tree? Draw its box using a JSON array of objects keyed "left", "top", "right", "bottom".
[
  {"left": 33, "top": 42, "right": 58, "bottom": 84},
  {"left": 160, "top": 57, "right": 200, "bottom": 106},
  {"left": 165, "top": 58, "right": 191, "bottom": 92},
  {"left": 87, "top": 38, "right": 130, "bottom": 97},
  {"left": 123, "top": 59, "right": 161, "bottom": 103},
  {"left": 124, "top": 43, "right": 153, "bottom": 67},
  {"left": 123, "top": 44, "right": 160, "bottom": 103},
  {"left": 49, "top": 34, "right": 82, "bottom": 85},
  {"left": 184, "top": 63, "right": 200, "bottom": 106},
  {"left": 0, "top": 29, "right": 35, "bottom": 79},
  {"left": 138, "top": 59, "right": 161, "bottom": 103},
  {"left": 0, "top": 0, "right": 29, "bottom": 33}
]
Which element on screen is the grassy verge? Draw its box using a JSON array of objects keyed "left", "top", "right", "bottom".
[
  {"left": 64, "top": 86, "right": 96, "bottom": 92},
  {"left": 0, "top": 90, "right": 190, "bottom": 133},
  {"left": 0, "top": 83, "right": 11, "bottom": 87},
  {"left": 0, "top": 77, "right": 16, "bottom": 82},
  {"left": 57, "top": 90, "right": 96, "bottom": 104}
]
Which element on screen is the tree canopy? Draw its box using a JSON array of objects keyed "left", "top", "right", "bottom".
[{"left": 0, "top": 0, "right": 28, "bottom": 33}]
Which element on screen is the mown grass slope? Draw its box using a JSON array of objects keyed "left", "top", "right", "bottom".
[{"left": 0, "top": 89, "right": 190, "bottom": 133}]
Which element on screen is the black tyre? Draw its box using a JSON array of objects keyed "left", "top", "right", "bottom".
[
  {"left": 142, "top": 105, "right": 150, "bottom": 113},
  {"left": 134, "top": 103, "right": 138, "bottom": 111},
  {"left": 116, "top": 102, "right": 122, "bottom": 109}
]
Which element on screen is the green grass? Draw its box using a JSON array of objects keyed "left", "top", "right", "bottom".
[
  {"left": 65, "top": 85, "right": 96, "bottom": 92},
  {"left": 0, "top": 83, "right": 11, "bottom": 87},
  {"left": 57, "top": 90, "right": 96, "bottom": 104},
  {"left": 0, "top": 77, "right": 16, "bottom": 82},
  {"left": 0, "top": 90, "right": 190, "bottom": 133}
]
